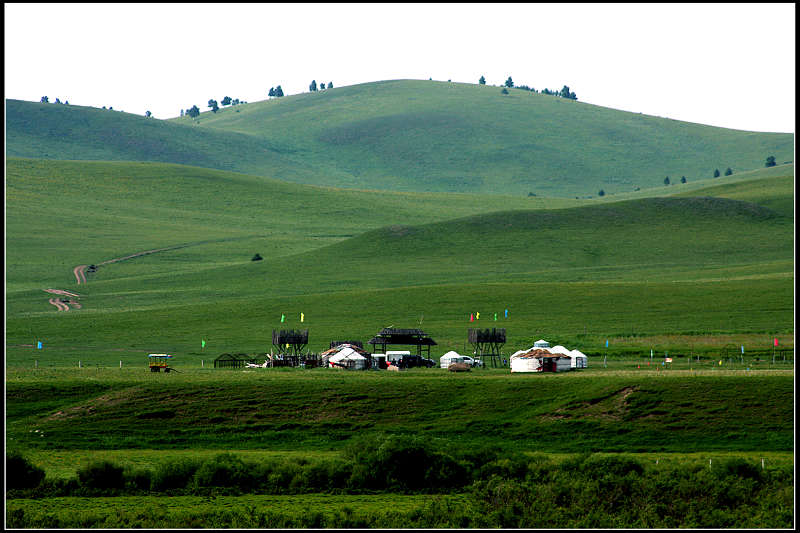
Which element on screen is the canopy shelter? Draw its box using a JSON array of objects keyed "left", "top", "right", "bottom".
[{"left": 368, "top": 328, "right": 437, "bottom": 357}]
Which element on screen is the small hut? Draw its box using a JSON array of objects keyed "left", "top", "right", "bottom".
[{"left": 569, "top": 349, "right": 588, "bottom": 368}]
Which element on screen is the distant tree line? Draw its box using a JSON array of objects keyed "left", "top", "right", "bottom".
[
  {"left": 40, "top": 96, "right": 69, "bottom": 105},
  {"left": 308, "top": 80, "right": 334, "bottom": 92},
  {"left": 481, "top": 75, "right": 578, "bottom": 100}
]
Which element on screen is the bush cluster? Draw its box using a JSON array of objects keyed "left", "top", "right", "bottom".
[{"left": 6, "top": 443, "right": 793, "bottom": 528}]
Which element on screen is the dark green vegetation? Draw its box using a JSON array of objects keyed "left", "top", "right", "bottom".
[
  {"left": 7, "top": 80, "right": 793, "bottom": 196},
  {"left": 6, "top": 436, "right": 794, "bottom": 528}
]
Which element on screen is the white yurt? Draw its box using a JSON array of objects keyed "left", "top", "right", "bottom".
[
  {"left": 439, "top": 351, "right": 465, "bottom": 368},
  {"left": 533, "top": 339, "right": 551, "bottom": 348},
  {"left": 569, "top": 349, "right": 588, "bottom": 368},
  {"left": 329, "top": 347, "right": 367, "bottom": 370},
  {"left": 550, "top": 345, "right": 572, "bottom": 356}
]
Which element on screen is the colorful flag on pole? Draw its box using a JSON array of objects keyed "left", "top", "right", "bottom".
[
  {"left": 719, "top": 360, "right": 723, "bottom": 365},
  {"left": 281, "top": 314, "right": 285, "bottom": 323},
  {"left": 774, "top": 338, "right": 778, "bottom": 346},
  {"left": 494, "top": 312, "right": 497, "bottom": 321},
  {"left": 37, "top": 341, "right": 42, "bottom": 350},
  {"left": 470, "top": 313, "right": 474, "bottom": 322},
  {"left": 605, "top": 339, "right": 609, "bottom": 348},
  {"left": 504, "top": 309, "right": 508, "bottom": 318},
  {"left": 300, "top": 312, "right": 304, "bottom": 323},
  {"left": 201, "top": 339, "right": 206, "bottom": 348},
  {"left": 476, "top": 312, "right": 480, "bottom": 320},
  {"left": 741, "top": 345, "right": 744, "bottom": 354}
]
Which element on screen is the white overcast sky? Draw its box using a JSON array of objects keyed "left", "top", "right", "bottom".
[{"left": 4, "top": 2, "right": 796, "bottom": 132}]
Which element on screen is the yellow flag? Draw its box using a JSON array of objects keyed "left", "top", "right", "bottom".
[
  {"left": 718, "top": 360, "right": 722, "bottom": 365},
  {"left": 300, "top": 312, "right": 304, "bottom": 323},
  {"left": 476, "top": 312, "right": 480, "bottom": 320}
]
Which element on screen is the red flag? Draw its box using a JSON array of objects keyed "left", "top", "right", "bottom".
[
  {"left": 470, "top": 313, "right": 474, "bottom": 322},
  {"left": 774, "top": 338, "right": 778, "bottom": 346}
]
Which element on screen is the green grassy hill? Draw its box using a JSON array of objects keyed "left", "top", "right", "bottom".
[
  {"left": 169, "top": 79, "right": 794, "bottom": 196},
  {"left": 5, "top": 158, "right": 793, "bottom": 361},
  {"left": 7, "top": 79, "right": 794, "bottom": 197}
]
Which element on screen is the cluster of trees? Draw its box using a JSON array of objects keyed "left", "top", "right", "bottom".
[
  {"left": 482, "top": 76, "right": 578, "bottom": 100},
  {"left": 180, "top": 96, "right": 245, "bottom": 118},
  {"left": 308, "top": 80, "right": 334, "bottom": 92},
  {"left": 40, "top": 96, "right": 69, "bottom": 105},
  {"left": 268, "top": 86, "right": 285, "bottom": 98}
]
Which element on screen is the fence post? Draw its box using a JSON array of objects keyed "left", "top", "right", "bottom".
[
  {"left": 78, "top": 360, "right": 81, "bottom": 368},
  {"left": 120, "top": 360, "right": 122, "bottom": 369},
  {"left": 202, "top": 360, "right": 204, "bottom": 368}
]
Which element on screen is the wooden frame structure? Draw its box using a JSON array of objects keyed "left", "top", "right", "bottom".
[{"left": 468, "top": 328, "right": 506, "bottom": 367}]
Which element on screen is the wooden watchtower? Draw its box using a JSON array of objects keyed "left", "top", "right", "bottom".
[
  {"left": 468, "top": 328, "right": 506, "bottom": 367},
  {"left": 273, "top": 329, "right": 308, "bottom": 356}
]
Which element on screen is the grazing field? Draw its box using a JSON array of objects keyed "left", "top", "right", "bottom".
[{"left": 5, "top": 84, "right": 794, "bottom": 527}]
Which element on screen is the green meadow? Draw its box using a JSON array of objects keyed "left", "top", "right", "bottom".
[{"left": 5, "top": 79, "right": 794, "bottom": 528}]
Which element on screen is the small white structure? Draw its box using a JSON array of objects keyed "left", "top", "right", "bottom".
[
  {"left": 439, "top": 351, "right": 465, "bottom": 368},
  {"left": 329, "top": 347, "right": 367, "bottom": 370},
  {"left": 569, "top": 349, "right": 588, "bottom": 368},
  {"left": 386, "top": 350, "right": 411, "bottom": 364},
  {"left": 533, "top": 339, "right": 551, "bottom": 349},
  {"left": 510, "top": 348, "right": 571, "bottom": 373}
]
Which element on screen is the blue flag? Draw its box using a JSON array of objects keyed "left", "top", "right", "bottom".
[
  {"left": 605, "top": 339, "right": 609, "bottom": 348},
  {"left": 37, "top": 341, "right": 42, "bottom": 350},
  {"left": 504, "top": 309, "right": 508, "bottom": 318},
  {"left": 741, "top": 345, "right": 744, "bottom": 354}
]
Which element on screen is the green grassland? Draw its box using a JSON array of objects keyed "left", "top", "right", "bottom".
[
  {"left": 5, "top": 159, "right": 793, "bottom": 364},
  {"left": 5, "top": 81, "right": 794, "bottom": 528},
  {"left": 8, "top": 80, "right": 794, "bottom": 197}
]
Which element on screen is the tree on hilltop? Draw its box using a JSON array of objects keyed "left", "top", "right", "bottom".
[
  {"left": 320, "top": 82, "right": 326, "bottom": 90},
  {"left": 187, "top": 105, "right": 200, "bottom": 118},
  {"left": 725, "top": 168, "right": 732, "bottom": 176},
  {"left": 504, "top": 76, "right": 514, "bottom": 88},
  {"left": 275, "top": 85, "right": 284, "bottom": 97},
  {"left": 664, "top": 176, "right": 670, "bottom": 185},
  {"left": 328, "top": 81, "right": 333, "bottom": 89},
  {"left": 713, "top": 168, "right": 720, "bottom": 177},
  {"left": 208, "top": 99, "right": 219, "bottom": 113},
  {"left": 765, "top": 156, "right": 776, "bottom": 167},
  {"left": 309, "top": 80, "right": 317, "bottom": 92},
  {"left": 221, "top": 96, "right": 232, "bottom": 106},
  {"left": 479, "top": 75, "right": 486, "bottom": 85},
  {"left": 680, "top": 176, "right": 687, "bottom": 183},
  {"left": 268, "top": 87, "right": 275, "bottom": 98},
  {"left": 145, "top": 110, "right": 152, "bottom": 118},
  {"left": 40, "top": 96, "right": 49, "bottom": 103}
]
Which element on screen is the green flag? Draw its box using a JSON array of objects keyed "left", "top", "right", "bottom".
[
  {"left": 494, "top": 312, "right": 497, "bottom": 321},
  {"left": 201, "top": 339, "right": 206, "bottom": 348},
  {"left": 281, "top": 314, "right": 285, "bottom": 323}
]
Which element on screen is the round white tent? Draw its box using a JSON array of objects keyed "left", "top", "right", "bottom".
[
  {"left": 569, "top": 349, "right": 588, "bottom": 368},
  {"left": 439, "top": 351, "right": 465, "bottom": 368},
  {"left": 329, "top": 347, "right": 367, "bottom": 370}
]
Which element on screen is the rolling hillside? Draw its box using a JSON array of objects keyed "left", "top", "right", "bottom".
[
  {"left": 5, "top": 157, "right": 793, "bottom": 358},
  {"left": 7, "top": 79, "right": 794, "bottom": 197}
]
